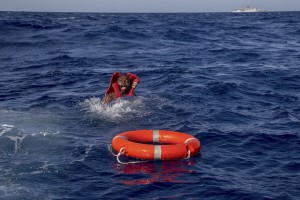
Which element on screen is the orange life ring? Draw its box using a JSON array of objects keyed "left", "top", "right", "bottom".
[{"left": 112, "top": 130, "right": 201, "bottom": 160}]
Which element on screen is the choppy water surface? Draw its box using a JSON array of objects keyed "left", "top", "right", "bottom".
[{"left": 0, "top": 11, "right": 300, "bottom": 199}]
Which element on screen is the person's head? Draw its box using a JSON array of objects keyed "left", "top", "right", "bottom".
[{"left": 117, "top": 75, "right": 131, "bottom": 94}]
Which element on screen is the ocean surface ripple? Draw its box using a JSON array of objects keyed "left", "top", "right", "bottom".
[{"left": 0, "top": 11, "right": 300, "bottom": 199}]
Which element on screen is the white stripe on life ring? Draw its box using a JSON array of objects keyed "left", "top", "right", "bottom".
[
  {"left": 115, "top": 135, "right": 128, "bottom": 140},
  {"left": 153, "top": 130, "right": 159, "bottom": 143},
  {"left": 154, "top": 145, "right": 161, "bottom": 160}
]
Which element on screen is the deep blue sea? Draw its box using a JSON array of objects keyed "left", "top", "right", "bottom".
[{"left": 0, "top": 11, "right": 300, "bottom": 199}]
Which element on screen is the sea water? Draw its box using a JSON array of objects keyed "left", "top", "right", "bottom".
[{"left": 0, "top": 11, "right": 300, "bottom": 199}]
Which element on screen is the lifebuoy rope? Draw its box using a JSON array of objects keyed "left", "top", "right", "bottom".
[
  {"left": 108, "top": 144, "right": 148, "bottom": 164},
  {"left": 185, "top": 150, "right": 191, "bottom": 159},
  {"left": 184, "top": 138, "right": 196, "bottom": 159},
  {"left": 184, "top": 137, "right": 196, "bottom": 144},
  {"left": 109, "top": 143, "right": 192, "bottom": 164}
]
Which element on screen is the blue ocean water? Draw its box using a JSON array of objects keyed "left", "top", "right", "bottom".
[{"left": 0, "top": 11, "right": 300, "bottom": 199}]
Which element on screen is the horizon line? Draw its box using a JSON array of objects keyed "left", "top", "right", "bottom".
[{"left": 1, "top": 10, "right": 299, "bottom": 14}]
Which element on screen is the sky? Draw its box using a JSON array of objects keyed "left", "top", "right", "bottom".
[{"left": 0, "top": 0, "right": 300, "bottom": 12}]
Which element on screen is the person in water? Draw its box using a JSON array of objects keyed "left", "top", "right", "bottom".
[{"left": 102, "top": 72, "right": 139, "bottom": 103}]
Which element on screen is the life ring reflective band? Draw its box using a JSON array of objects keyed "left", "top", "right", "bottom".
[{"left": 111, "top": 130, "right": 201, "bottom": 160}]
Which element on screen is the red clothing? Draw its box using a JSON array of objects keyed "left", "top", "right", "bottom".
[{"left": 105, "top": 72, "right": 139, "bottom": 98}]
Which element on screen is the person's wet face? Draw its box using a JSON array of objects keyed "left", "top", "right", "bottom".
[{"left": 117, "top": 75, "right": 131, "bottom": 94}]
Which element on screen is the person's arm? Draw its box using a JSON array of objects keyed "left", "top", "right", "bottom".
[
  {"left": 102, "top": 92, "right": 116, "bottom": 103},
  {"left": 126, "top": 73, "right": 139, "bottom": 88}
]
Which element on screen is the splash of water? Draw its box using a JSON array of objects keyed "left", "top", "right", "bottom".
[{"left": 79, "top": 97, "right": 148, "bottom": 121}]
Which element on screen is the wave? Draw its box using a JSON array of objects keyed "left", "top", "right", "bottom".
[
  {"left": 205, "top": 81, "right": 238, "bottom": 95},
  {"left": 106, "top": 25, "right": 148, "bottom": 39},
  {"left": 126, "top": 19, "right": 147, "bottom": 25},
  {"left": 0, "top": 122, "right": 60, "bottom": 155},
  {"left": 1, "top": 11, "right": 300, "bottom": 199},
  {"left": 57, "top": 17, "right": 75, "bottom": 21},
  {"left": 1, "top": 19, "right": 63, "bottom": 30},
  {"left": 164, "top": 29, "right": 199, "bottom": 42}
]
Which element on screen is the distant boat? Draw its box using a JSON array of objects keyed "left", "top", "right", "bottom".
[{"left": 232, "top": 6, "right": 264, "bottom": 12}]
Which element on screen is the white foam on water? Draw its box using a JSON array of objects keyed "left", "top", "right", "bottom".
[
  {"left": 5, "top": 136, "right": 26, "bottom": 152},
  {"left": 1, "top": 123, "right": 59, "bottom": 154},
  {"left": 30, "top": 161, "right": 50, "bottom": 175},
  {"left": 0, "top": 124, "right": 14, "bottom": 136},
  {"left": 30, "top": 131, "right": 60, "bottom": 137},
  {"left": 72, "top": 145, "right": 93, "bottom": 163},
  {"left": 57, "top": 17, "right": 75, "bottom": 20},
  {"left": 0, "top": 184, "right": 31, "bottom": 198},
  {"left": 79, "top": 97, "right": 148, "bottom": 121},
  {"left": 0, "top": 108, "right": 62, "bottom": 137}
]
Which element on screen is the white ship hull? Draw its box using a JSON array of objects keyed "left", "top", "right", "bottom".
[{"left": 232, "top": 6, "right": 263, "bottom": 13}]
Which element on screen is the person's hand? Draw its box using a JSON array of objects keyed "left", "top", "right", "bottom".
[
  {"left": 102, "top": 93, "right": 115, "bottom": 103},
  {"left": 132, "top": 81, "right": 138, "bottom": 88}
]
